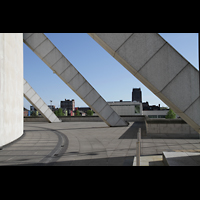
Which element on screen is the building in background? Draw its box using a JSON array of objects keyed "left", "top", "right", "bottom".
[
  {"left": 60, "top": 99, "right": 75, "bottom": 116},
  {"left": 108, "top": 101, "right": 142, "bottom": 116},
  {"left": 132, "top": 88, "right": 142, "bottom": 102},
  {"left": 142, "top": 101, "right": 160, "bottom": 111},
  {"left": 48, "top": 105, "right": 55, "bottom": 111},
  {"left": 24, "top": 108, "right": 29, "bottom": 117}
]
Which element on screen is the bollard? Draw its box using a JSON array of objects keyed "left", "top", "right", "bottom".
[{"left": 136, "top": 128, "right": 141, "bottom": 166}]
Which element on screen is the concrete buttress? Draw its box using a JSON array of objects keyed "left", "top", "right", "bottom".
[
  {"left": 24, "top": 78, "right": 61, "bottom": 123},
  {"left": 88, "top": 33, "right": 200, "bottom": 134}
]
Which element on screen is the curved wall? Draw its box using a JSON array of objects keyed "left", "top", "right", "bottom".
[{"left": 0, "top": 33, "right": 23, "bottom": 147}]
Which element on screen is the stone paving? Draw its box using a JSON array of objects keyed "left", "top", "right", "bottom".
[{"left": 0, "top": 121, "right": 200, "bottom": 166}]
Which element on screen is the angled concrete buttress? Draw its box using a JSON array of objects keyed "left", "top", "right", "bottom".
[
  {"left": 88, "top": 33, "right": 200, "bottom": 133},
  {"left": 24, "top": 78, "right": 61, "bottom": 123},
  {"left": 23, "top": 33, "right": 128, "bottom": 127}
]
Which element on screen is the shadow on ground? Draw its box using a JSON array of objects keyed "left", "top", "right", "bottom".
[{"left": 4, "top": 156, "right": 134, "bottom": 166}]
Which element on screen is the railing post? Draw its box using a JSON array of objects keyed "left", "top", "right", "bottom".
[{"left": 136, "top": 128, "right": 141, "bottom": 166}]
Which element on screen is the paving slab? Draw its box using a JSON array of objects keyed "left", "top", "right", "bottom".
[
  {"left": 133, "top": 155, "right": 164, "bottom": 166},
  {"left": 1, "top": 121, "right": 200, "bottom": 166}
]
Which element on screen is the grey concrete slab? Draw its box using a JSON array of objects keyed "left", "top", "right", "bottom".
[
  {"left": 1, "top": 122, "right": 200, "bottom": 166},
  {"left": 161, "top": 63, "right": 199, "bottom": 112},
  {"left": 163, "top": 151, "right": 200, "bottom": 166},
  {"left": 139, "top": 43, "right": 188, "bottom": 92},
  {"left": 116, "top": 33, "right": 166, "bottom": 72},
  {"left": 24, "top": 33, "right": 46, "bottom": 50},
  {"left": 34, "top": 38, "right": 55, "bottom": 59}
]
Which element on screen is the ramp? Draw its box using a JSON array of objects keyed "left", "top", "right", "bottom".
[
  {"left": 88, "top": 33, "right": 200, "bottom": 134},
  {"left": 23, "top": 33, "right": 128, "bottom": 127},
  {"left": 24, "top": 78, "right": 61, "bottom": 123}
]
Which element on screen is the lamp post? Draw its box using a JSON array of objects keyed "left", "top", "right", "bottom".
[{"left": 50, "top": 100, "right": 52, "bottom": 110}]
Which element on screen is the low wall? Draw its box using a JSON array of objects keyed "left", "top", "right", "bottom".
[
  {"left": 146, "top": 118, "right": 198, "bottom": 135},
  {"left": 24, "top": 115, "right": 145, "bottom": 123}
]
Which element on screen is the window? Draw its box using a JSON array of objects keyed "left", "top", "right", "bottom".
[
  {"left": 135, "top": 105, "right": 140, "bottom": 114},
  {"left": 158, "top": 115, "right": 166, "bottom": 118},
  {"left": 148, "top": 115, "right": 157, "bottom": 118}
]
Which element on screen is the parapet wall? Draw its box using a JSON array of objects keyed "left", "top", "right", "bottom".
[
  {"left": 146, "top": 118, "right": 198, "bottom": 135},
  {"left": 24, "top": 115, "right": 145, "bottom": 123}
]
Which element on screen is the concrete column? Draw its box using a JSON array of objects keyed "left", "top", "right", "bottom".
[
  {"left": 24, "top": 79, "right": 61, "bottom": 123},
  {"left": 0, "top": 33, "right": 23, "bottom": 147},
  {"left": 88, "top": 33, "right": 200, "bottom": 133},
  {"left": 23, "top": 33, "right": 128, "bottom": 127}
]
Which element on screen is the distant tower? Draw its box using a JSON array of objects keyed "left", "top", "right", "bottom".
[{"left": 132, "top": 88, "right": 142, "bottom": 102}]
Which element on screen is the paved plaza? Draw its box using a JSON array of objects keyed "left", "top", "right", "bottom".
[{"left": 0, "top": 121, "right": 200, "bottom": 166}]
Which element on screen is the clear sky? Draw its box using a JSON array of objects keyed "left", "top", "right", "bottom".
[{"left": 23, "top": 33, "right": 198, "bottom": 110}]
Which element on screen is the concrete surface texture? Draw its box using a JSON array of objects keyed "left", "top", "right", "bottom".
[
  {"left": 24, "top": 78, "right": 61, "bottom": 123},
  {"left": 88, "top": 33, "right": 200, "bottom": 134},
  {"left": 0, "top": 33, "right": 23, "bottom": 147},
  {"left": 0, "top": 121, "right": 200, "bottom": 166},
  {"left": 147, "top": 123, "right": 198, "bottom": 135},
  {"left": 163, "top": 151, "right": 200, "bottom": 166},
  {"left": 108, "top": 101, "right": 143, "bottom": 115},
  {"left": 23, "top": 33, "right": 128, "bottom": 127}
]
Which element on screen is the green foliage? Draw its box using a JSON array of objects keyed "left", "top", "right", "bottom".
[
  {"left": 135, "top": 105, "right": 140, "bottom": 114},
  {"left": 165, "top": 109, "right": 176, "bottom": 119},
  {"left": 54, "top": 108, "right": 64, "bottom": 116},
  {"left": 86, "top": 110, "right": 93, "bottom": 116},
  {"left": 31, "top": 111, "right": 36, "bottom": 117},
  {"left": 75, "top": 109, "right": 81, "bottom": 116}
]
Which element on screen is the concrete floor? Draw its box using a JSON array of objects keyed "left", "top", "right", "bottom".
[{"left": 0, "top": 121, "right": 200, "bottom": 166}]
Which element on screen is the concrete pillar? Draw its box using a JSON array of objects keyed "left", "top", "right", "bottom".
[
  {"left": 23, "top": 33, "right": 128, "bottom": 127},
  {"left": 24, "top": 79, "right": 61, "bottom": 123},
  {"left": 0, "top": 33, "right": 23, "bottom": 147},
  {"left": 88, "top": 33, "right": 200, "bottom": 133}
]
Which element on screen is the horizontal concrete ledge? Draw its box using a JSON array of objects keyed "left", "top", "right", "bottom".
[
  {"left": 163, "top": 151, "right": 200, "bottom": 166},
  {"left": 24, "top": 115, "right": 145, "bottom": 123},
  {"left": 146, "top": 118, "right": 187, "bottom": 124}
]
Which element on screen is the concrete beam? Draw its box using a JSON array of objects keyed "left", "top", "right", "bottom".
[
  {"left": 24, "top": 79, "right": 61, "bottom": 123},
  {"left": 23, "top": 33, "right": 128, "bottom": 127},
  {"left": 88, "top": 33, "right": 200, "bottom": 133}
]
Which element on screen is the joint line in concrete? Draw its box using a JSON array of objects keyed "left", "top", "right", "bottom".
[
  {"left": 137, "top": 42, "right": 167, "bottom": 74},
  {"left": 24, "top": 33, "right": 34, "bottom": 41},
  {"left": 160, "top": 63, "right": 190, "bottom": 93},
  {"left": 51, "top": 55, "right": 64, "bottom": 68},
  {"left": 91, "top": 96, "right": 102, "bottom": 107},
  {"left": 115, "top": 33, "right": 134, "bottom": 52},
  {"left": 33, "top": 38, "right": 48, "bottom": 51},
  {"left": 183, "top": 96, "right": 200, "bottom": 113},
  {"left": 42, "top": 46, "right": 56, "bottom": 61},
  {"left": 60, "top": 64, "right": 72, "bottom": 77},
  {"left": 76, "top": 80, "right": 87, "bottom": 92}
]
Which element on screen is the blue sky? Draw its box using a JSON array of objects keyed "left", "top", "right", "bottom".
[{"left": 23, "top": 33, "right": 198, "bottom": 110}]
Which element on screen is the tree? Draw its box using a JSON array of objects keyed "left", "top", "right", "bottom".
[
  {"left": 54, "top": 108, "right": 64, "bottom": 116},
  {"left": 75, "top": 109, "right": 81, "bottom": 116},
  {"left": 165, "top": 109, "right": 176, "bottom": 119},
  {"left": 86, "top": 110, "right": 93, "bottom": 116},
  {"left": 31, "top": 111, "right": 36, "bottom": 117}
]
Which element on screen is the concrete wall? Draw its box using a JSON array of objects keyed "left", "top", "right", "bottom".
[
  {"left": 0, "top": 33, "right": 23, "bottom": 147},
  {"left": 147, "top": 122, "right": 198, "bottom": 135},
  {"left": 24, "top": 115, "right": 145, "bottom": 123},
  {"left": 88, "top": 33, "right": 200, "bottom": 134},
  {"left": 108, "top": 101, "right": 142, "bottom": 115}
]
